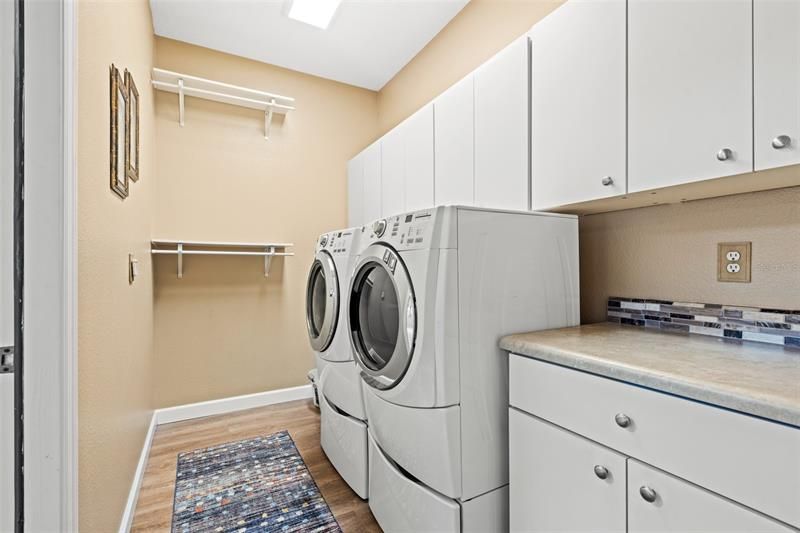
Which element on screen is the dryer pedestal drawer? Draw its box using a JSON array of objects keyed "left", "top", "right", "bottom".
[
  {"left": 368, "top": 432, "right": 461, "bottom": 533},
  {"left": 509, "top": 354, "right": 800, "bottom": 528}
]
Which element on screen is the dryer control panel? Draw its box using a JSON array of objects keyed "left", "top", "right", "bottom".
[{"left": 372, "top": 210, "right": 436, "bottom": 251}]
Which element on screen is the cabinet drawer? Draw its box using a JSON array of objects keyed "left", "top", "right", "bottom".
[
  {"left": 628, "top": 459, "right": 794, "bottom": 532},
  {"left": 509, "top": 355, "right": 800, "bottom": 527}
]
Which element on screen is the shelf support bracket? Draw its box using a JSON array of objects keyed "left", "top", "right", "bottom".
[
  {"left": 265, "top": 98, "right": 275, "bottom": 140},
  {"left": 177, "top": 243, "right": 183, "bottom": 279},
  {"left": 178, "top": 78, "right": 185, "bottom": 127},
  {"left": 264, "top": 246, "right": 275, "bottom": 277}
]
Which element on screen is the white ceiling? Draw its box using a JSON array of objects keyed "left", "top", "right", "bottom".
[{"left": 149, "top": 0, "right": 470, "bottom": 91}]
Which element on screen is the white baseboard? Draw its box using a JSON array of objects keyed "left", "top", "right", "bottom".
[
  {"left": 118, "top": 384, "right": 313, "bottom": 531},
  {"left": 118, "top": 411, "right": 157, "bottom": 533},
  {"left": 155, "top": 384, "right": 313, "bottom": 425}
]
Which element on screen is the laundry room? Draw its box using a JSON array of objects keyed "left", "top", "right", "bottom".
[{"left": 1, "top": 0, "right": 799, "bottom": 532}]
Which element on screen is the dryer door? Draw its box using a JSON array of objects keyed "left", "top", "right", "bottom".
[
  {"left": 349, "top": 243, "right": 416, "bottom": 390},
  {"left": 306, "top": 249, "right": 339, "bottom": 352}
]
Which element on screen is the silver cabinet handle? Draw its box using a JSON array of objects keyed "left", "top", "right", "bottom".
[
  {"left": 716, "top": 148, "right": 733, "bottom": 161},
  {"left": 593, "top": 465, "right": 609, "bottom": 480},
  {"left": 772, "top": 135, "right": 791, "bottom": 150},
  {"left": 601, "top": 176, "right": 614, "bottom": 186},
  {"left": 614, "top": 413, "right": 631, "bottom": 428},
  {"left": 640, "top": 486, "right": 658, "bottom": 503}
]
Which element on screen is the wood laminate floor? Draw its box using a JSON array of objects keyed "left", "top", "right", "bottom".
[{"left": 130, "top": 399, "right": 381, "bottom": 532}]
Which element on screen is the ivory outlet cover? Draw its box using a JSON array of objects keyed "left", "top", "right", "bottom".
[{"left": 717, "top": 242, "right": 751, "bottom": 283}]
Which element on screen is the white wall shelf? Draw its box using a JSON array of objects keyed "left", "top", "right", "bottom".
[
  {"left": 151, "top": 239, "right": 294, "bottom": 278},
  {"left": 151, "top": 68, "right": 296, "bottom": 140}
]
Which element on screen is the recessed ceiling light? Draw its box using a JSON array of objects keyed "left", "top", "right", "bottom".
[{"left": 287, "top": 0, "right": 342, "bottom": 29}]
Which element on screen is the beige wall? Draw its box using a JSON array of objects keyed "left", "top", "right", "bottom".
[
  {"left": 376, "top": 0, "right": 800, "bottom": 325},
  {"left": 77, "top": 0, "right": 156, "bottom": 531},
  {"left": 580, "top": 186, "right": 800, "bottom": 323},
  {"left": 377, "top": 0, "right": 563, "bottom": 134},
  {"left": 152, "top": 38, "right": 378, "bottom": 407}
]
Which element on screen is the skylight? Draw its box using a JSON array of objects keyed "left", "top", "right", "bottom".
[{"left": 287, "top": 0, "right": 342, "bottom": 30}]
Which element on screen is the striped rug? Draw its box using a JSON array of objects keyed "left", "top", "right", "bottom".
[{"left": 171, "top": 431, "right": 341, "bottom": 532}]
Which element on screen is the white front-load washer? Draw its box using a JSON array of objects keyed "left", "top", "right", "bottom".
[
  {"left": 348, "top": 206, "right": 580, "bottom": 531},
  {"left": 305, "top": 228, "right": 368, "bottom": 499}
]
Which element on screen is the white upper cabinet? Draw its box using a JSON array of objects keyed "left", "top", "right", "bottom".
[
  {"left": 530, "top": 0, "right": 626, "bottom": 210},
  {"left": 434, "top": 74, "right": 475, "bottom": 207},
  {"left": 362, "top": 141, "right": 382, "bottom": 224},
  {"left": 381, "top": 126, "right": 405, "bottom": 217},
  {"left": 475, "top": 35, "right": 530, "bottom": 211},
  {"left": 380, "top": 104, "right": 434, "bottom": 217},
  {"left": 347, "top": 154, "right": 364, "bottom": 227},
  {"left": 628, "top": 0, "right": 753, "bottom": 192},
  {"left": 404, "top": 104, "right": 435, "bottom": 212},
  {"left": 754, "top": 0, "right": 800, "bottom": 171}
]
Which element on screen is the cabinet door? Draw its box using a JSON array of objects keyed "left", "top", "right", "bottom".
[
  {"left": 530, "top": 0, "right": 626, "bottom": 210},
  {"left": 509, "top": 409, "right": 626, "bottom": 533},
  {"left": 381, "top": 127, "right": 405, "bottom": 217},
  {"left": 434, "top": 74, "right": 474, "bottom": 206},
  {"left": 347, "top": 154, "right": 364, "bottom": 227},
  {"left": 404, "top": 104, "right": 434, "bottom": 212},
  {"left": 754, "top": 0, "right": 800, "bottom": 170},
  {"left": 628, "top": 0, "right": 753, "bottom": 192},
  {"left": 475, "top": 35, "right": 530, "bottom": 210},
  {"left": 362, "top": 141, "right": 382, "bottom": 224},
  {"left": 628, "top": 460, "right": 793, "bottom": 533}
]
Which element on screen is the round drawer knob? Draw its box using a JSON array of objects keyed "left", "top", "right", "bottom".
[
  {"left": 772, "top": 135, "right": 791, "bottom": 150},
  {"left": 601, "top": 176, "right": 614, "bottom": 186},
  {"left": 593, "top": 465, "right": 609, "bottom": 480},
  {"left": 640, "top": 485, "right": 658, "bottom": 503},
  {"left": 614, "top": 413, "right": 632, "bottom": 428},
  {"left": 716, "top": 148, "right": 733, "bottom": 161}
]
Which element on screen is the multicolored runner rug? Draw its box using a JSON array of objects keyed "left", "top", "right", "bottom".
[{"left": 171, "top": 431, "right": 341, "bottom": 532}]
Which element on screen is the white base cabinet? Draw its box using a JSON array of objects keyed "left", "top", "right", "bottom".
[
  {"left": 628, "top": 459, "right": 793, "bottom": 533},
  {"left": 509, "top": 409, "right": 626, "bottom": 533},
  {"left": 509, "top": 354, "right": 800, "bottom": 532}
]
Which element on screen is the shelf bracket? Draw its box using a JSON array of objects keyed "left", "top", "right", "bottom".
[
  {"left": 177, "top": 242, "right": 183, "bottom": 279},
  {"left": 178, "top": 78, "right": 185, "bottom": 127},
  {"left": 265, "top": 98, "right": 275, "bottom": 140},
  {"left": 264, "top": 246, "right": 275, "bottom": 277}
]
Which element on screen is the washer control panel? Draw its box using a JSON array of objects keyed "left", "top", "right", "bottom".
[{"left": 320, "top": 230, "right": 354, "bottom": 256}]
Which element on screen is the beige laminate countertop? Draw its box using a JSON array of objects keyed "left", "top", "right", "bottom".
[{"left": 500, "top": 322, "right": 800, "bottom": 427}]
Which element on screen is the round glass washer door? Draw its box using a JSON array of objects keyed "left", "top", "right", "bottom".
[
  {"left": 305, "top": 250, "right": 339, "bottom": 352},
  {"left": 348, "top": 243, "right": 416, "bottom": 390}
]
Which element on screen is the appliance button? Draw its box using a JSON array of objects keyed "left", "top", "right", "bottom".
[{"left": 373, "top": 219, "right": 388, "bottom": 237}]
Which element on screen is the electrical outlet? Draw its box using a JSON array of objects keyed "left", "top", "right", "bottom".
[{"left": 718, "top": 242, "right": 751, "bottom": 283}]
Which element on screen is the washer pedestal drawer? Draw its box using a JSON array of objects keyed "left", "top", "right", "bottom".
[
  {"left": 320, "top": 392, "right": 368, "bottom": 499},
  {"left": 319, "top": 358, "right": 366, "bottom": 421}
]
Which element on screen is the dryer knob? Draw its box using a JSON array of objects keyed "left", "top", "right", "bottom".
[
  {"left": 319, "top": 235, "right": 328, "bottom": 247},
  {"left": 373, "top": 219, "right": 388, "bottom": 237}
]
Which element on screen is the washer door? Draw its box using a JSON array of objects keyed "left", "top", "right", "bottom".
[
  {"left": 349, "top": 243, "right": 416, "bottom": 390},
  {"left": 306, "top": 250, "right": 339, "bottom": 352}
]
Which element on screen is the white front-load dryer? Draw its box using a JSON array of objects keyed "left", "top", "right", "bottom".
[
  {"left": 305, "top": 228, "right": 368, "bottom": 498},
  {"left": 349, "top": 206, "right": 580, "bottom": 531}
]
